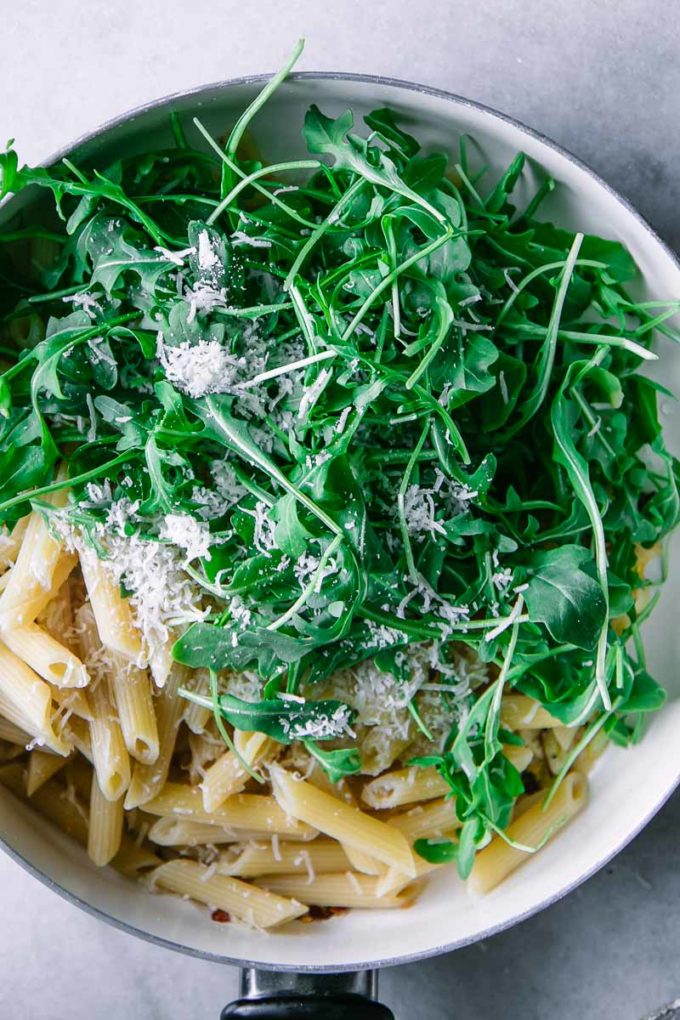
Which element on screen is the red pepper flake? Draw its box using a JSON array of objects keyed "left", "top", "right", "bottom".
[
  {"left": 303, "top": 905, "right": 349, "bottom": 922},
  {"left": 211, "top": 909, "right": 231, "bottom": 923}
]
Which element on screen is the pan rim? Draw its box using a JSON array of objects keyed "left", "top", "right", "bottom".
[{"left": 2, "top": 67, "right": 679, "bottom": 973}]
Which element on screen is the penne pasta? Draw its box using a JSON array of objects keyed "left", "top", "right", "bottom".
[
  {"left": 362, "top": 766, "right": 450, "bottom": 810},
  {"left": 542, "top": 730, "right": 572, "bottom": 776},
  {"left": 553, "top": 725, "right": 578, "bottom": 753},
  {"left": 575, "top": 729, "right": 609, "bottom": 774},
  {"left": 504, "top": 743, "right": 533, "bottom": 773},
  {"left": 182, "top": 669, "right": 213, "bottom": 734},
  {"left": 387, "top": 797, "right": 460, "bottom": 841},
  {"left": 2, "top": 623, "right": 89, "bottom": 688},
  {"left": 87, "top": 676, "right": 131, "bottom": 802},
  {"left": 359, "top": 726, "right": 414, "bottom": 777},
  {"left": 201, "top": 731, "right": 276, "bottom": 813},
  {"left": 0, "top": 491, "right": 77, "bottom": 629},
  {"left": 79, "top": 543, "right": 144, "bottom": 665},
  {"left": 152, "top": 859, "right": 308, "bottom": 928},
  {"left": 376, "top": 850, "right": 453, "bottom": 898},
  {"left": 108, "top": 654, "right": 159, "bottom": 766},
  {"left": 501, "top": 695, "right": 565, "bottom": 730},
  {"left": 306, "top": 764, "right": 385, "bottom": 875},
  {"left": 76, "top": 606, "right": 130, "bottom": 800},
  {"left": 124, "top": 664, "right": 187, "bottom": 809},
  {"left": 270, "top": 765, "right": 416, "bottom": 878},
  {"left": 148, "top": 817, "right": 242, "bottom": 847},
  {"left": 146, "top": 633, "right": 175, "bottom": 689},
  {"left": 0, "top": 640, "right": 71, "bottom": 756},
  {"left": 0, "top": 716, "right": 30, "bottom": 746},
  {"left": 254, "top": 872, "right": 418, "bottom": 910},
  {"left": 25, "top": 777, "right": 89, "bottom": 846},
  {"left": 88, "top": 772, "right": 124, "bottom": 866},
  {"left": 26, "top": 749, "right": 70, "bottom": 796},
  {"left": 0, "top": 516, "right": 29, "bottom": 571},
  {"left": 111, "top": 839, "right": 162, "bottom": 878},
  {"left": 53, "top": 686, "right": 93, "bottom": 724},
  {"left": 469, "top": 772, "right": 588, "bottom": 895},
  {"left": 221, "top": 838, "right": 351, "bottom": 879},
  {"left": 144, "top": 782, "right": 316, "bottom": 838},
  {"left": 37, "top": 575, "right": 74, "bottom": 642},
  {"left": 63, "top": 715, "right": 93, "bottom": 762}
]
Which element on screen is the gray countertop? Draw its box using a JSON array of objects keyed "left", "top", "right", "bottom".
[{"left": 1, "top": 2, "right": 679, "bottom": 1017}]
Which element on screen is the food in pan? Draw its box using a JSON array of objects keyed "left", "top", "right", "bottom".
[{"left": 0, "top": 44, "right": 678, "bottom": 929}]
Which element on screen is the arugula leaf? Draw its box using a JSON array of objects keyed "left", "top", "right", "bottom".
[
  {"left": 524, "top": 545, "right": 607, "bottom": 649},
  {"left": 180, "top": 689, "right": 354, "bottom": 743},
  {"left": 304, "top": 740, "right": 362, "bottom": 782}
]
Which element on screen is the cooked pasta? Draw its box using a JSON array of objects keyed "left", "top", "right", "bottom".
[
  {"left": 108, "top": 655, "right": 159, "bottom": 766},
  {"left": 79, "top": 544, "right": 144, "bottom": 665},
  {"left": 124, "top": 664, "right": 186, "bottom": 809},
  {"left": 151, "top": 860, "right": 309, "bottom": 928},
  {"left": 26, "top": 749, "right": 71, "bottom": 796},
  {"left": 2, "top": 623, "right": 89, "bottom": 689},
  {"left": 254, "top": 873, "right": 418, "bottom": 910},
  {"left": 87, "top": 773, "right": 124, "bottom": 866},
  {"left": 270, "top": 765, "right": 416, "bottom": 877},
  {"left": 469, "top": 773, "right": 589, "bottom": 894},
  {"left": 0, "top": 492, "right": 77, "bottom": 629}
]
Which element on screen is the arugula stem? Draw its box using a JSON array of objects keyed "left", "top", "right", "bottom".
[
  {"left": 0, "top": 451, "right": 137, "bottom": 514},
  {"left": 224, "top": 39, "right": 305, "bottom": 178},
  {"left": 208, "top": 158, "right": 321, "bottom": 227}
]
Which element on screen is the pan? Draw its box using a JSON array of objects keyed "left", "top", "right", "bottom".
[{"left": 1, "top": 71, "right": 680, "bottom": 1018}]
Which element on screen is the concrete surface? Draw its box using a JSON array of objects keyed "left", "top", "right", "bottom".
[{"left": 1, "top": 1, "right": 679, "bottom": 1017}]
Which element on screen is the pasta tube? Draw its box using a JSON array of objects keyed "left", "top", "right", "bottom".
[
  {"left": 88, "top": 772, "right": 124, "bottom": 866},
  {"left": 201, "top": 731, "right": 276, "bottom": 812},
  {"left": 0, "top": 640, "right": 71, "bottom": 756},
  {"left": 255, "top": 872, "right": 418, "bottom": 909},
  {"left": 270, "top": 765, "right": 416, "bottom": 877},
  {"left": 0, "top": 490, "right": 77, "bottom": 628},
  {"left": 469, "top": 772, "right": 588, "bottom": 894},
  {"left": 26, "top": 749, "right": 70, "bottom": 796},
  {"left": 361, "top": 766, "right": 450, "bottom": 810},
  {"left": 144, "top": 782, "right": 316, "bottom": 838},
  {"left": 2, "top": 623, "right": 89, "bottom": 688},
  {"left": 221, "top": 838, "right": 351, "bottom": 878},
  {"left": 124, "top": 664, "right": 187, "bottom": 809},
  {"left": 108, "top": 654, "right": 159, "bottom": 766},
  {"left": 79, "top": 544, "right": 144, "bottom": 664},
  {"left": 151, "top": 859, "right": 308, "bottom": 928}
]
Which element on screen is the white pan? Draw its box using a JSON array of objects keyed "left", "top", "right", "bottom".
[{"left": 1, "top": 72, "right": 680, "bottom": 1018}]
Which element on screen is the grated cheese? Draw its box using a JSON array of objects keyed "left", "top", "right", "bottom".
[
  {"left": 230, "top": 230, "right": 272, "bottom": 249},
  {"left": 156, "top": 333, "right": 246, "bottom": 400},
  {"left": 159, "top": 513, "right": 213, "bottom": 564}
]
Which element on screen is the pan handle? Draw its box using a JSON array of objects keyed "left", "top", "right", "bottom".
[{"left": 221, "top": 968, "right": 395, "bottom": 1019}]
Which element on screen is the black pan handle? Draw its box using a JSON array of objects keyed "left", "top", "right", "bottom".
[{"left": 222, "top": 968, "right": 394, "bottom": 1019}]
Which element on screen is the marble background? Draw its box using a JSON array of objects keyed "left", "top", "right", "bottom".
[{"left": 1, "top": 1, "right": 679, "bottom": 1017}]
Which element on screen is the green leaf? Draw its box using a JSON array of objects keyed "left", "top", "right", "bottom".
[
  {"left": 524, "top": 545, "right": 607, "bottom": 650},
  {"left": 364, "top": 108, "right": 420, "bottom": 158},
  {"left": 304, "top": 740, "right": 362, "bottom": 782},
  {"left": 180, "top": 689, "right": 354, "bottom": 743},
  {"left": 414, "top": 837, "right": 457, "bottom": 864},
  {"left": 620, "top": 670, "right": 666, "bottom": 713}
]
